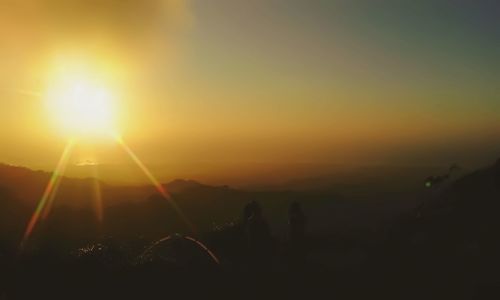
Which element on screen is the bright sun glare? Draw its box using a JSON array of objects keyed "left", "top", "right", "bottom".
[{"left": 47, "top": 73, "right": 117, "bottom": 138}]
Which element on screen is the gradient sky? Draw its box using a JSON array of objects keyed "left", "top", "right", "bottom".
[{"left": 0, "top": 0, "right": 499, "bottom": 184}]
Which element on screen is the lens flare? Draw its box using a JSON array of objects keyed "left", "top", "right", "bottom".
[
  {"left": 91, "top": 164, "right": 104, "bottom": 223},
  {"left": 20, "top": 132, "right": 197, "bottom": 250},
  {"left": 20, "top": 62, "right": 196, "bottom": 249},
  {"left": 41, "top": 169, "right": 64, "bottom": 220},
  {"left": 113, "top": 134, "right": 196, "bottom": 233},
  {"left": 45, "top": 62, "right": 119, "bottom": 139},
  {"left": 20, "top": 139, "right": 75, "bottom": 249}
]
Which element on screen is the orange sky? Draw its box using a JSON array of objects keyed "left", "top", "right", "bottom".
[{"left": 0, "top": 0, "right": 499, "bottom": 185}]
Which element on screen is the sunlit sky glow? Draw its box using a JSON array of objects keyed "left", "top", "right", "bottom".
[
  {"left": 45, "top": 62, "right": 118, "bottom": 137},
  {"left": 0, "top": 0, "right": 499, "bottom": 185}
]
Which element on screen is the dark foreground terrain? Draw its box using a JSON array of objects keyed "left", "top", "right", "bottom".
[{"left": 1, "top": 159, "right": 500, "bottom": 299}]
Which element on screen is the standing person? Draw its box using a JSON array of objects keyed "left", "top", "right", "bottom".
[
  {"left": 236, "top": 201, "right": 255, "bottom": 264},
  {"left": 241, "top": 201, "right": 254, "bottom": 228},
  {"left": 289, "top": 201, "right": 307, "bottom": 265},
  {"left": 246, "top": 201, "right": 271, "bottom": 266}
]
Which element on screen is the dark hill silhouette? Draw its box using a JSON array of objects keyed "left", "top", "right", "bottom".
[
  {"left": 1, "top": 160, "right": 487, "bottom": 254},
  {"left": 0, "top": 164, "right": 229, "bottom": 207},
  {"left": 369, "top": 157, "right": 500, "bottom": 297},
  {"left": 0, "top": 163, "right": 408, "bottom": 250},
  {"left": 439, "top": 158, "right": 500, "bottom": 210},
  {"left": 413, "top": 157, "right": 500, "bottom": 220},
  {"left": 165, "top": 179, "right": 210, "bottom": 193},
  {"left": 2, "top": 160, "right": 500, "bottom": 298},
  {"left": 0, "top": 160, "right": 483, "bottom": 239}
]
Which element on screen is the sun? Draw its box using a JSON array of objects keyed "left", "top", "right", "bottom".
[{"left": 46, "top": 74, "right": 118, "bottom": 138}]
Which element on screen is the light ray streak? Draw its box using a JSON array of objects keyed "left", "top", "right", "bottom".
[
  {"left": 91, "top": 164, "right": 103, "bottom": 223},
  {"left": 41, "top": 146, "right": 74, "bottom": 220},
  {"left": 20, "top": 139, "right": 75, "bottom": 248},
  {"left": 40, "top": 169, "right": 64, "bottom": 220},
  {"left": 184, "top": 236, "right": 220, "bottom": 264},
  {"left": 143, "top": 235, "right": 220, "bottom": 265},
  {"left": 113, "top": 135, "right": 196, "bottom": 233}
]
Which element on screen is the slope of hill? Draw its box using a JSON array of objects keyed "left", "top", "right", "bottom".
[
  {"left": 0, "top": 163, "right": 408, "bottom": 249},
  {"left": 375, "top": 158, "right": 500, "bottom": 291}
]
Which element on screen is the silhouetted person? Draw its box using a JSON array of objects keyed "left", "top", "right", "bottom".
[
  {"left": 289, "top": 201, "right": 306, "bottom": 243},
  {"left": 241, "top": 201, "right": 254, "bottom": 227},
  {"left": 236, "top": 202, "right": 255, "bottom": 250},
  {"left": 245, "top": 201, "right": 271, "bottom": 266},
  {"left": 288, "top": 201, "right": 307, "bottom": 265}
]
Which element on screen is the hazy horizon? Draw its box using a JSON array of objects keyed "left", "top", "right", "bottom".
[{"left": 1, "top": 157, "right": 492, "bottom": 189}]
